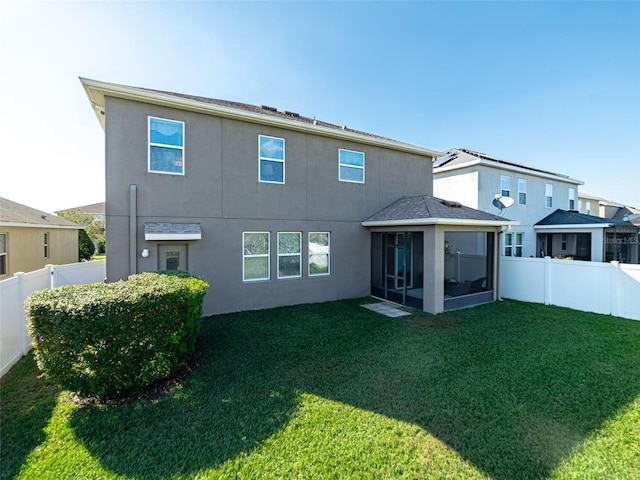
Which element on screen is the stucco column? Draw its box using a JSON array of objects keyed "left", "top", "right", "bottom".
[{"left": 423, "top": 226, "right": 444, "bottom": 314}]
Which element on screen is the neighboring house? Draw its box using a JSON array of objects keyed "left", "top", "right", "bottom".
[
  {"left": 578, "top": 191, "right": 639, "bottom": 220},
  {"left": 81, "top": 78, "right": 516, "bottom": 315},
  {"left": 433, "top": 148, "right": 584, "bottom": 259},
  {"left": 57, "top": 202, "right": 105, "bottom": 222},
  {"left": 0, "top": 197, "right": 82, "bottom": 278},
  {"left": 535, "top": 209, "right": 640, "bottom": 264}
]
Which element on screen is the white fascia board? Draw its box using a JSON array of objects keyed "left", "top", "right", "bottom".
[
  {"left": 0, "top": 222, "right": 82, "bottom": 230},
  {"left": 362, "top": 218, "right": 520, "bottom": 228},
  {"left": 533, "top": 223, "right": 613, "bottom": 230},
  {"left": 144, "top": 233, "right": 202, "bottom": 241},
  {"left": 434, "top": 158, "right": 584, "bottom": 185},
  {"left": 80, "top": 77, "right": 442, "bottom": 159}
]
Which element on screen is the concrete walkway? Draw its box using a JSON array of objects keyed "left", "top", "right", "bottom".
[{"left": 362, "top": 302, "right": 411, "bottom": 318}]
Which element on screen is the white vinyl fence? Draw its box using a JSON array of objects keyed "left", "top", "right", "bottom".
[
  {"left": 0, "top": 261, "right": 106, "bottom": 377},
  {"left": 500, "top": 257, "right": 640, "bottom": 321}
]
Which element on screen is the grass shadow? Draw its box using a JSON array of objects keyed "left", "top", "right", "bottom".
[
  {"left": 13, "top": 297, "right": 639, "bottom": 478},
  {"left": 0, "top": 353, "right": 62, "bottom": 480}
]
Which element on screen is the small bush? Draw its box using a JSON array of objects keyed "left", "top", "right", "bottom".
[
  {"left": 79, "top": 229, "right": 95, "bottom": 261},
  {"left": 26, "top": 272, "right": 209, "bottom": 397}
]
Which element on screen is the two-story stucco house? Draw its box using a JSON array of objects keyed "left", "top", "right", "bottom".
[
  {"left": 433, "top": 148, "right": 585, "bottom": 259},
  {"left": 81, "top": 79, "right": 515, "bottom": 315}
]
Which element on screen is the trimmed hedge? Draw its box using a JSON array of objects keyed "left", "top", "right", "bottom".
[{"left": 26, "top": 271, "right": 209, "bottom": 397}]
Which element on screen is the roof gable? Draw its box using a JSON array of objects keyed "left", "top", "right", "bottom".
[{"left": 535, "top": 209, "right": 615, "bottom": 226}]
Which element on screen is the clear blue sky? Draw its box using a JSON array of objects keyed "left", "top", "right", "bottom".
[{"left": 2, "top": 1, "right": 639, "bottom": 213}]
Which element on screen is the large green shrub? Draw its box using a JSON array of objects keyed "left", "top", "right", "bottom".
[
  {"left": 26, "top": 272, "right": 209, "bottom": 397},
  {"left": 78, "top": 228, "right": 95, "bottom": 260}
]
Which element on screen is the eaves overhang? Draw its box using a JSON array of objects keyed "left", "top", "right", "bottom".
[
  {"left": 80, "top": 77, "right": 442, "bottom": 159},
  {"left": 144, "top": 223, "right": 202, "bottom": 241},
  {"left": 534, "top": 223, "right": 614, "bottom": 230},
  {"left": 0, "top": 222, "right": 82, "bottom": 230},
  {"left": 362, "top": 218, "right": 520, "bottom": 228},
  {"left": 434, "top": 159, "right": 584, "bottom": 185}
]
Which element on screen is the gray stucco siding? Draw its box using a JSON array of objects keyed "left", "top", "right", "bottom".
[{"left": 104, "top": 95, "right": 434, "bottom": 314}]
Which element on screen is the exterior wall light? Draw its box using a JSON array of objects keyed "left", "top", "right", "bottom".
[{"left": 141, "top": 248, "right": 150, "bottom": 258}]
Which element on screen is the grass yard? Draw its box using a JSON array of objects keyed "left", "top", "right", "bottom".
[{"left": 2, "top": 298, "right": 639, "bottom": 479}]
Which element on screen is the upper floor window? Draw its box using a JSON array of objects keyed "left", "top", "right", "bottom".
[
  {"left": 309, "top": 232, "right": 330, "bottom": 276},
  {"left": 569, "top": 188, "right": 576, "bottom": 210},
  {"left": 278, "top": 232, "right": 302, "bottom": 279},
  {"left": 586, "top": 201, "right": 591, "bottom": 215},
  {"left": 149, "top": 117, "right": 184, "bottom": 175},
  {"left": 243, "top": 232, "right": 270, "bottom": 281},
  {"left": 43, "top": 232, "right": 49, "bottom": 258},
  {"left": 500, "top": 175, "right": 510, "bottom": 197},
  {"left": 259, "top": 135, "right": 285, "bottom": 184},
  {"left": 339, "top": 149, "right": 365, "bottom": 183},
  {"left": 518, "top": 179, "right": 527, "bottom": 205},
  {"left": 0, "top": 233, "right": 7, "bottom": 276},
  {"left": 545, "top": 184, "right": 553, "bottom": 208}
]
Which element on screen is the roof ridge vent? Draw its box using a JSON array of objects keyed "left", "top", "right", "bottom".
[
  {"left": 260, "top": 105, "right": 278, "bottom": 112},
  {"left": 441, "top": 199, "right": 462, "bottom": 208}
]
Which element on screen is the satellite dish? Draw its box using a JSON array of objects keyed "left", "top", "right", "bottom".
[{"left": 492, "top": 194, "right": 515, "bottom": 215}]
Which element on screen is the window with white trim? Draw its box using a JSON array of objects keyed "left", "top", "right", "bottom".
[
  {"left": 309, "top": 232, "right": 330, "bottom": 276},
  {"left": 586, "top": 202, "right": 591, "bottom": 215},
  {"left": 149, "top": 117, "right": 184, "bottom": 175},
  {"left": 339, "top": 149, "right": 365, "bottom": 183},
  {"left": 501, "top": 175, "right": 511, "bottom": 198},
  {"left": 243, "top": 232, "right": 270, "bottom": 281},
  {"left": 569, "top": 188, "right": 575, "bottom": 210},
  {"left": 0, "top": 233, "right": 7, "bottom": 276},
  {"left": 278, "top": 232, "right": 302, "bottom": 279},
  {"left": 504, "top": 232, "right": 523, "bottom": 257},
  {"left": 44, "top": 232, "right": 49, "bottom": 258},
  {"left": 518, "top": 179, "right": 527, "bottom": 205},
  {"left": 545, "top": 184, "right": 553, "bottom": 208},
  {"left": 259, "top": 135, "right": 285, "bottom": 183}
]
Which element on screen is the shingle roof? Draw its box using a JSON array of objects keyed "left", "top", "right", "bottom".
[
  {"left": 535, "top": 209, "right": 615, "bottom": 226},
  {"left": 57, "top": 202, "right": 105, "bottom": 215},
  {"left": 0, "top": 197, "right": 82, "bottom": 228},
  {"left": 144, "top": 223, "right": 201, "bottom": 235},
  {"left": 363, "top": 195, "right": 513, "bottom": 224}
]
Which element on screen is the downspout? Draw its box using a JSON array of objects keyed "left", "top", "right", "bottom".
[{"left": 129, "top": 184, "right": 137, "bottom": 276}]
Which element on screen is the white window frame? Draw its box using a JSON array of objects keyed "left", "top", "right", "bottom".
[
  {"left": 309, "top": 232, "right": 330, "bottom": 276},
  {"left": 277, "top": 232, "right": 302, "bottom": 279},
  {"left": 242, "top": 232, "right": 270, "bottom": 282},
  {"left": 545, "top": 184, "right": 553, "bottom": 208},
  {"left": 500, "top": 175, "right": 511, "bottom": 198},
  {"left": 258, "top": 135, "right": 285, "bottom": 184},
  {"left": 515, "top": 232, "right": 523, "bottom": 257},
  {"left": 569, "top": 188, "right": 576, "bottom": 210},
  {"left": 504, "top": 233, "right": 513, "bottom": 256},
  {"left": 586, "top": 202, "right": 591, "bottom": 215},
  {"left": 518, "top": 179, "right": 527, "bottom": 205},
  {"left": 148, "top": 116, "right": 185, "bottom": 175},
  {"left": 0, "top": 233, "right": 7, "bottom": 276},
  {"left": 339, "top": 148, "right": 365, "bottom": 184}
]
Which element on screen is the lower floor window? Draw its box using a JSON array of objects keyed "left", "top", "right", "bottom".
[
  {"left": 504, "top": 232, "right": 523, "bottom": 257},
  {"left": 278, "top": 232, "right": 302, "bottom": 278},
  {"left": 243, "top": 232, "right": 270, "bottom": 281},
  {"left": 309, "top": 232, "right": 330, "bottom": 275},
  {"left": 0, "top": 233, "right": 6, "bottom": 275}
]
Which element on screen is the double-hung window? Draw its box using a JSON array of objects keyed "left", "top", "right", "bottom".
[
  {"left": 518, "top": 179, "right": 527, "bottom": 205},
  {"left": 243, "top": 232, "right": 270, "bottom": 281},
  {"left": 309, "top": 232, "right": 330, "bottom": 276},
  {"left": 278, "top": 232, "right": 302, "bottom": 278},
  {"left": 0, "top": 233, "right": 6, "bottom": 275},
  {"left": 43, "top": 233, "right": 49, "bottom": 258},
  {"left": 500, "top": 175, "right": 511, "bottom": 198},
  {"left": 504, "top": 232, "right": 523, "bottom": 257},
  {"left": 259, "top": 135, "right": 285, "bottom": 183},
  {"left": 546, "top": 184, "right": 553, "bottom": 208},
  {"left": 149, "top": 117, "right": 184, "bottom": 175},
  {"left": 339, "top": 149, "right": 365, "bottom": 183}
]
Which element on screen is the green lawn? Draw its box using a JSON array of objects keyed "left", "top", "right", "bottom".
[{"left": 2, "top": 299, "right": 639, "bottom": 479}]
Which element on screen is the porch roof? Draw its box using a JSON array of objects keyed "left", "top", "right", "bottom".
[
  {"left": 534, "top": 209, "right": 615, "bottom": 230},
  {"left": 362, "top": 195, "right": 519, "bottom": 228},
  {"left": 144, "top": 223, "right": 202, "bottom": 240}
]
